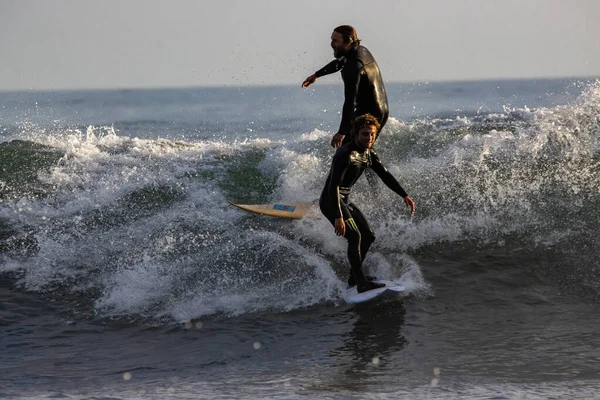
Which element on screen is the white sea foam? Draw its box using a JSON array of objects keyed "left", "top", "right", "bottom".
[{"left": 2, "top": 80, "right": 599, "bottom": 321}]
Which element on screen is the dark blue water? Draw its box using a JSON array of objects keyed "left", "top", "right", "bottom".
[{"left": 1, "top": 78, "right": 600, "bottom": 399}]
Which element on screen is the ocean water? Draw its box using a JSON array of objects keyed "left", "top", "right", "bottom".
[{"left": 1, "top": 78, "right": 600, "bottom": 399}]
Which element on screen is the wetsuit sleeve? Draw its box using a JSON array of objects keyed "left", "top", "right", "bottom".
[
  {"left": 327, "top": 151, "right": 350, "bottom": 219},
  {"left": 338, "top": 60, "right": 360, "bottom": 136},
  {"left": 370, "top": 151, "right": 409, "bottom": 198},
  {"left": 314, "top": 58, "right": 345, "bottom": 78}
]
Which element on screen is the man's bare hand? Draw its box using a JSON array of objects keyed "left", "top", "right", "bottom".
[
  {"left": 403, "top": 195, "right": 415, "bottom": 214},
  {"left": 331, "top": 133, "right": 345, "bottom": 148},
  {"left": 302, "top": 74, "right": 317, "bottom": 88},
  {"left": 334, "top": 218, "right": 346, "bottom": 236}
]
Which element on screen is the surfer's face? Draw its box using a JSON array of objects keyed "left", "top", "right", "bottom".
[
  {"left": 331, "top": 31, "right": 351, "bottom": 58},
  {"left": 356, "top": 126, "right": 377, "bottom": 149}
]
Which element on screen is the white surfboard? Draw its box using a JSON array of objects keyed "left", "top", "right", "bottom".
[
  {"left": 343, "top": 280, "right": 406, "bottom": 304},
  {"left": 228, "top": 201, "right": 314, "bottom": 219}
]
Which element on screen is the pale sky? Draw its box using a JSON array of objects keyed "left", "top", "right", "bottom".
[{"left": 1, "top": 0, "right": 599, "bottom": 91}]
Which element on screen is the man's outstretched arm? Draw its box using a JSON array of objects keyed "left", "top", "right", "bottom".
[
  {"left": 370, "top": 152, "right": 416, "bottom": 214},
  {"left": 302, "top": 58, "right": 345, "bottom": 88}
]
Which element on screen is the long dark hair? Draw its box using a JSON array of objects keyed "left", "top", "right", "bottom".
[{"left": 334, "top": 25, "right": 361, "bottom": 45}]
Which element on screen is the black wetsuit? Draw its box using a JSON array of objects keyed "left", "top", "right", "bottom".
[
  {"left": 315, "top": 45, "right": 389, "bottom": 145},
  {"left": 319, "top": 141, "right": 408, "bottom": 291}
]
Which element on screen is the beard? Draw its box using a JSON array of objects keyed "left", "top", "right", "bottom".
[{"left": 333, "top": 47, "right": 347, "bottom": 58}]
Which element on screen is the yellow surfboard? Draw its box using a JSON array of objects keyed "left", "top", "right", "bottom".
[{"left": 228, "top": 201, "right": 315, "bottom": 219}]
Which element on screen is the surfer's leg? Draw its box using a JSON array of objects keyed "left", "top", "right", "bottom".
[
  {"left": 321, "top": 200, "right": 369, "bottom": 286},
  {"left": 345, "top": 203, "right": 377, "bottom": 286},
  {"left": 375, "top": 112, "right": 388, "bottom": 142},
  {"left": 321, "top": 199, "right": 382, "bottom": 292},
  {"left": 320, "top": 198, "right": 362, "bottom": 282},
  {"left": 342, "top": 218, "right": 370, "bottom": 288},
  {"left": 346, "top": 205, "right": 384, "bottom": 293},
  {"left": 366, "top": 111, "right": 389, "bottom": 190},
  {"left": 348, "top": 203, "right": 375, "bottom": 259}
]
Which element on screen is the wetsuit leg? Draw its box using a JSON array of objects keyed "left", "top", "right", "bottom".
[
  {"left": 363, "top": 110, "right": 389, "bottom": 193},
  {"left": 376, "top": 112, "right": 389, "bottom": 141},
  {"left": 347, "top": 203, "right": 375, "bottom": 261},
  {"left": 320, "top": 198, "right": 373, "bottom": 290},
  {"left": 342, "top": 132, "right": 354, "bottom": 146},
  {"left": 343, "top": 216, "right": 366, "bottom": 286},
  {"left": 320, "top": 196, "right": 384, "bottom": 292},
  {"left": 345, "top": 203, "right": 379, "bottom": 288},
  {"left": 320, "top": 199, "right": 362, "bottom": 275}
]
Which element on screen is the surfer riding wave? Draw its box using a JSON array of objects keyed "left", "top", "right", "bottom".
[{"left": 320, "top": 114, "right": 415, "bottom": 293}]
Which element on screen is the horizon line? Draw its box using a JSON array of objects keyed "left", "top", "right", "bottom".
[{"left": 1, "top": 75, "right": 598, "bottom": 94}]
